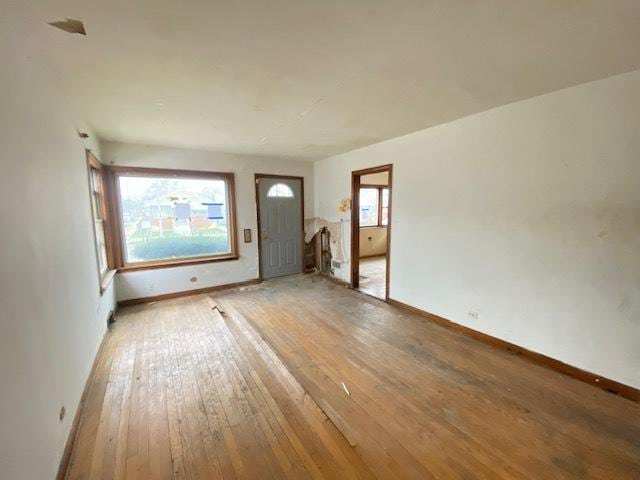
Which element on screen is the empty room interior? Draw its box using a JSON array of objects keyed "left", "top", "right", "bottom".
[{"left": 2, "top": 2, "right": 640, "bottom": 479}]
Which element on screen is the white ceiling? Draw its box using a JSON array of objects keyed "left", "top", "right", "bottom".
[{"left": 9, "top": 1, "right": 640, "bottom": 160}]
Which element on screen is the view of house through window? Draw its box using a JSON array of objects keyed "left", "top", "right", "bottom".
[
  {"left": 117, "top": 175, "right": 232, "bottom": 263},
  {"left": 359, "top": 186, "right": 389, "bottom": 227}
]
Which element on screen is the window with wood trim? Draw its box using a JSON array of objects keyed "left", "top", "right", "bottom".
[
  {"left": 359, "top": 186, "right": 389, "bottom": 227},
  {"left": 381, "top": 187, "right": 389, "bottom": 226},
  {"left": 86, "top": 152, "right": 113, "bottom": 285},
  {"left": 110, "top": 167, "right": 238, "bottom": 269}
]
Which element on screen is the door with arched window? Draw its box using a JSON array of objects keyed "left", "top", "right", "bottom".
[{"left": 256, "top": 175, "right": 304, "bottom": 279}]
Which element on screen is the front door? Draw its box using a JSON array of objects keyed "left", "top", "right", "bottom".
[{"left": 257, "top": 176, "right": 303, "bottom": 279}]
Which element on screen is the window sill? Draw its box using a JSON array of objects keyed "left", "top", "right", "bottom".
[
  {"left": 359, "top": 225, "right": 388, "bottom": 229},
  {"left": 117, "top": 254, "right": 239, "bottom": 273},
  {"left": 99, "top": 269, "right": 117, "bottom": 295}
]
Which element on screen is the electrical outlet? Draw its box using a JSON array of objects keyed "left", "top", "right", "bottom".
[{"left": 468, "top": 311, "right": 479, "bottom": 321}]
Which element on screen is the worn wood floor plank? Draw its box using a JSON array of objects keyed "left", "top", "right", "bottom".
[
  {"left": 218, "top": 275, "right": 640, "bottom": 480},
  {"left": 66, "top": 284, "right": 375, "bottom": 480},
  {"left": 219, "top": 301, "right": 374, "bottom": 480},
  {"left": 65, "top": 275, "right": 640, "bottom": 479}
]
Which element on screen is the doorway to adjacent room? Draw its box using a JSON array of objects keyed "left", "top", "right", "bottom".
[{"left": 350, "top": 164, "right": 392, "bottom": 300}]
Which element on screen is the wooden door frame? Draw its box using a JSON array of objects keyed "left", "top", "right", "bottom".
[
  {"left": 254, "top": 173, "right": 305, "bottom": 280},
  {"left": 350, "top": 164, "right": 393, "bottom": 299}
]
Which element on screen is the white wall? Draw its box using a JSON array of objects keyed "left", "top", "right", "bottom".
[
  {"left": 0, "top": 40, "right": 116, "bottom": 479},
  {"left": 359, "top": 227, "right": 388, "bottom": 257},
  {"left": 361, "top": 171, "right": 389, "bottom": 185},
  {"left": 314, "top": 70, "right": 640, "bottom": 389},
  {"left": 101, "top": 142, "right": 314, "bottom": 301}
]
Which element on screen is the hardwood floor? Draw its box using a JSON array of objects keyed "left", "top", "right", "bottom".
[
  {"left": 64, "top": 290, "right": 374, "bottom": 480},
  {"left": 65, "top": 275, "right": 640, "bottom": 479},
  {"left": 358, "top": 256, "right": 386, "bottom": 299}
]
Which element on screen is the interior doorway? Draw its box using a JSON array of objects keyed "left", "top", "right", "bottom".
[
  {"left": 350, "top": 164, "right": 392, "bottom": 300},
  {"left": 255, "top": 174, "right": 304, "bottom": 279}
]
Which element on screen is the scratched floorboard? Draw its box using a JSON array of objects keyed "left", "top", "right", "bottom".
[{"left": 66, "top": 275, "right": 640, "bottom": 479}]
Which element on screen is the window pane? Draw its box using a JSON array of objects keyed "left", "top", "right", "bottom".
[
  {"left": 90, "top": 168, "right": 100, "bottom": 193},
  {"left": 90, "top": 169, "right": 102, "bottom": 219},
  {"left": 359, "top": 188, "right": 379, "bottom": 227},
  {"left": 267, "top": 183, "right": 294, "bottom": 197},
  {"left": 89, "top": 166, "right": 109, "bottom": 276},
  {"left": 95, "top": 220, "right": 108, "bottom": 275},
  {"left": 92, "top": 191, "right": 102, "bottom": 220},
  {"left": 117, "top": 176, "right": 231, "bottom": 263},
  {"left": 381, "top": 188, "right": 389, "bottom": 225}
]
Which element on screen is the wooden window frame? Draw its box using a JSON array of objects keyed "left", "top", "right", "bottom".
[
  {"left": 107, "top": 166, "right": 239, "bottom": 272},
  {"left": 86, "top": 151, "right": 116, "bottom": 293},
  {"left": 359, "top": 184, "right": 389, "bottom": 228}
]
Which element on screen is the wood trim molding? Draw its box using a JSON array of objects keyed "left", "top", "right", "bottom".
[
  {"left": 117, "top": 278, "right": 261, "bottom": 307},
  {"left": 86, "top": 150, "right": 116, "bottom": 287},
  {"left": 252, "top": 173, "right": 306, "bottom": 180},
  {"left": 116, "top": 254, "right": 239, "bottom": 273},
  {"left": 104, "top": 167, "right": 124, "bottom": 267},
  {"left": 351, "top": 173, "right": 361, "bottom": 289},
  {"left": 386, "top": 297, "right": 640, "bottom": 403},
  {"left": 352, "top": 164, "right": 393, "bottom": 176},
  {"left": 359, "top": 225, "right": 388, "bottom": 230},
  {"left": 359, "top": 253, "right": 387, "bottom": 260},
  {"left": 99, "top": 269, "right": 117, "bottom": 294},
  {"left": 56, "top": 329, "right": 111, "bottom": 480},
  {"left": 107, "top": 166, "right": 235, "bottom": 180}
]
